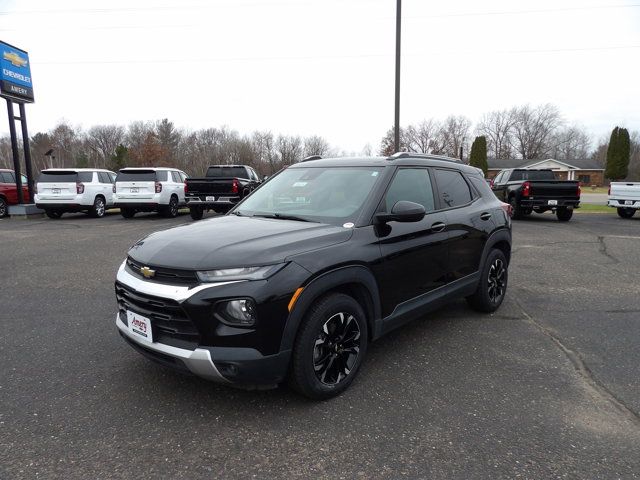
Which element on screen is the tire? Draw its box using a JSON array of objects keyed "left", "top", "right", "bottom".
[
  {"left": 617, "top": 207, "right": 635, "bottom": 219},
  {"left": 556, "top": 207, "right": 573, "bottom": 222},
  {"left": 213, "top": 206, "right": 231, "bottom": 215},
  {"left": 162, "top": 196, "right": 179, "bottom": 218},
  {"left": 508, "top": 196, "right": 522, "bottom": 220},
  {"left": 189, "top": 206, "right": 204, "bottom": 220},
  {"left": 522, "top": 208, "right": 532, "bottom": 216},
  {"left": 466, "top": 249, "right": 508, "bottom": 313},
  {"left": 89, "top": 196, "right": 106, "bottom": 218},
  {"left": 45, "top": 209, "right": 63, "bottom": 219},
  {"left": 120, "top": 208, "right": 136, "bottom": 219},
  {"left": 0, "top": 197, "right": 7, "bottom": 217},
  {"left": 289, "top": 293, "right": 368, "bottom": 400}
]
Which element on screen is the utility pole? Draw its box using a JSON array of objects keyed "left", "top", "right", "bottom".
[{"left": 394, "top": 0, "right": 401, "bottom": 153}]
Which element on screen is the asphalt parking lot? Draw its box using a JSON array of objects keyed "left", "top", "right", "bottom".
[{"left": 1, "top": 210, "right": 640, "bottom": 479}]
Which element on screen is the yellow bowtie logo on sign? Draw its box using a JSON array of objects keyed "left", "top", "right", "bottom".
[{"left": 3, "top": 51, "right": 28, "bottom": 68}]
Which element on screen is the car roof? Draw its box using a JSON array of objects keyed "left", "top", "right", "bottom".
[
  {"left": 119, "top": 167, "right": 181, "bottom": 171},
  {"left": 40, "top": 168, "right": 115, "bottom": 173},
  {"left": 289, "top": 154, "right": 482, "bottom": 174}
]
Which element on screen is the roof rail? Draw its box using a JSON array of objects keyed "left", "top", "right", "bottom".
[
  {"left": 386, "top": 151, "right": 461, "bottom": 163},
  {"left": 301, "top": 155, "right": 322, "bottom": 162}
]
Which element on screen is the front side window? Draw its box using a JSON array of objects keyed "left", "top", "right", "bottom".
[
  {"left": 383, "top": 168, "right": 435, "bottom": 213},
  {"left": 236, "top": 166, "right": 384, "bottom": 226},
  {"left": 435, "top": 169, "right": 472, "bottom": 208}
]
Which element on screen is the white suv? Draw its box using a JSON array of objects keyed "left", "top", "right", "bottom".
[
  {"left": 34, "top": 168, "right": 117, "bottom": 219},
  {"left": 113, "top": 167, "right": 188, "bottom": 218}
]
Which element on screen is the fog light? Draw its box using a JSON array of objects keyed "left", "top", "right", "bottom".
[{"left": 216, "top": 299, "right": 257, "bottom": 326}]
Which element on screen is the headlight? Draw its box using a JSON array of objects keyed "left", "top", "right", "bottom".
[
  {"left": 215, "top": 299, "right": 257, "bottom": 326},
  {"left": 197, "top": 264, "right": 284, "bottom": 282}
]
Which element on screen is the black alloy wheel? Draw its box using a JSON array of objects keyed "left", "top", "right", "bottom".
[
  {"left": 290, "top": 293, "right": 368, "bottom": 399},
  {"left": 164, "top": 196, "right": 179, "bottom": 218},
  {"left": 313, "top": 312, "right": 362, "bottom": 386},
  {"left": 617, "top": 207, "right": 635, "bottom": 219},
  {"left": 466, "top": 248, "right": 509, "bottom": 313},
  {"left": 487, "top": 257, "right": 507, "bottom": 305},
  {"left": 0, "top": 197, "right": 7, "bottom": 217}
]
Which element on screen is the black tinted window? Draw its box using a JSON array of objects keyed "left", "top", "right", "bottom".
[
  {"left": 98, "top": 172, "right": 112, "bottom": 183},
  {"left": 435, "top": 169, "right": 472, "bottom": 208},
  {"left": 171, "top": 171, "right": 181, "bottom": 183},
  {"left": 38, "top": 171, "right": 78, "bottom": 183},
  {"left": 469, "top": 175, "right": 495, "bottom": 198},
  {"left": 206, "top": 166, "right": 248, "bottom": 178},
  {"left": 78, "top": 172, "right": 93, "bottom": 182},
  {"left": 116, "top": 170, "right": 156, "bottom": 182},
  {"left": 384, "top": 168, "right": 435, "bottom": 212},
  {"left": 0, "top": 172, "right": 15, "bottom": 183}
]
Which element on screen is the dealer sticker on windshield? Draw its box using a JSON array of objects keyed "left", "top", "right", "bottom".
[{"left": 127, "top": 311, "right": 153, "bottom": 343}]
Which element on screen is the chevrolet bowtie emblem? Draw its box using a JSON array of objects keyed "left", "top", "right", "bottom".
[
  {"left": 3, "top": 51, "right": 28, "bottom": 68},
  {"left": 140, "top": 266, "right": 156, "bottom": 279}
]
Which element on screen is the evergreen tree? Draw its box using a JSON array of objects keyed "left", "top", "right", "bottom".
[
  {"left": 469, "top": 136, "right": 488, "bottom": 176},
  {"left": 110, "top": 144, "right": 129, "bottom": 171},
  {"left": 605, "top": 127, "right": 631, "bottom": 179}
]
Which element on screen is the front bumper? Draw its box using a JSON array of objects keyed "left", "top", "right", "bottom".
[{"left": 608, "top": 199, "right": 640, "bottom": 209}]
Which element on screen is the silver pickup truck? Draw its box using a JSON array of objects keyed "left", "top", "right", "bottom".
[{"left": 608, "top": 182, "right": 640, "bottom": 218}]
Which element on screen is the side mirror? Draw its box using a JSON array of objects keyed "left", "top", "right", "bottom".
[{"left": 375, "top": 200, "right": 426, "bottom": 224}]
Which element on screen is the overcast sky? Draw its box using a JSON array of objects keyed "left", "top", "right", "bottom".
[{"left": 1, "top": 0, "right": 639, "bottom": 153}]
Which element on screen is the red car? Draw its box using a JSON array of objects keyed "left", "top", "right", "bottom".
[{"left": 0, "top": 168, "right": 30, "bottom": 217}]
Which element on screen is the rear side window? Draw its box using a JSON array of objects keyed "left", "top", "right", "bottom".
[
  {"left": 171, "top": 171, "right": 181, "bottom": 183},
  {"left": 468, "top": 175, "right": 495, "bottom": 198},
  {"left": 78, "top": 172, "right": 93, "bottom": 182},
  {"left": 435, "top": 169, "right": 472, "bottom": 208},
  {"left": 384, "top": 168, "right": 435, "bottom": 212},
  {"left": 38, "top": 171, "right": 78, "bottom": 183},
  {"left": 206, "top": 166, "right": 248, "bottom": 178},
  {"left": 0, "top": 172, "right": 15, "bottom": 183},
  {"left": 98, "top": 172, "right": 112, "bottom": 183},
  {"left": 116, "top": 170, "right": 156, "bottom": 182}
]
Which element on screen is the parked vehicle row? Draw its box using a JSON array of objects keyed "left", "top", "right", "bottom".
[
  {"left": 490, "top": 168, "right": 581, "bottom": 221},
  {"left": 608, "top": 182, "right": 640, "bottom": 218},
  {"left": 114, "top": 153, "right": 513, "bottom": 399}
]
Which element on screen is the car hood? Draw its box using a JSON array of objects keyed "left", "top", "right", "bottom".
[{"left": 128, "top": 215, "right": 353, "bottom": 270}]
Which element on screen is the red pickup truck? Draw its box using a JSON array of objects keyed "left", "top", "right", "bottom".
[{"left": 0, "top": 168, "right": 30, "bottom": 217}]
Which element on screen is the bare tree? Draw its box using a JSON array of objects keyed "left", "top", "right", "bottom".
[
  {"left": 439, "top": 115, "right": 471, "bottom": 158},
  {"left": 49, "top": 122, "right": 82, "bottom": 167},
  {"left": 276, "top": 135, "right": 303, "bottom": 166},
  {"left": 509, "top": 104, "right": 563, "bottom": 159},
  {"left": 303, "top": 135, "right": 330, "bottom": 157},
  {"left": 405, "top": 119, "right": 441, "bottom": 154},
  {"left": 549, "top": 126, "right": 592, "bottom": 162},
  {"left": 86, "top": 125, "right": 125, "bottom": 167},
  {"left": 476, "top": 110, "right": 514, "bottom": 159}
]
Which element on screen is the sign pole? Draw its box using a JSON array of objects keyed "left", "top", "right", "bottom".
[
  {"left": 18, "top": 102, "right": 34, "bottom": 200},
  {"left": 5, "top": 98, "right": 24, "bottom": 204},
  {"left": 394, "top": 0, "right": 402, "bottom": 153}
]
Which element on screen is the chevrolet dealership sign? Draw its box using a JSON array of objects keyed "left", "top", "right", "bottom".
[{"left": 0, "top": 41, "right": 34, "bottom": 103}]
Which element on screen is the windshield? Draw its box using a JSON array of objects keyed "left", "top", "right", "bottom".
[{"left": 235, "top": 166, "right": 383, "bottom": 225}]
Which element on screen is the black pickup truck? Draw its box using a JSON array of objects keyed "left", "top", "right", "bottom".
[
  {"left": 185, "top": 165, "right": 263, "bottom": 220},
  {"left": 491, "top": 169, "right": 581, "bottom": 221}
]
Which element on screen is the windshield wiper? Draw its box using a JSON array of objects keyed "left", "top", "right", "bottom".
[
  {"left": 230, "top": 210, "right": 244, "bottom": 216},
  {"left": 253, "top": 213, "right": 313, "bottom": 222}
]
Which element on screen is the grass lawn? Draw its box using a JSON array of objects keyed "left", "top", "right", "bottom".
[
  {"left": 581, "top": 187, "right": 609, "bottom": 194},
  {"left": 575, "top": 204, "right": 614, "bottom": 214}
]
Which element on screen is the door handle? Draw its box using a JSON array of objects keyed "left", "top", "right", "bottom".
[
  {"left": 480, "top": 212, "right": 492, "bottom": 221},
  {"left": 431, "top": 222, "right": 446, "bottom": 233}
]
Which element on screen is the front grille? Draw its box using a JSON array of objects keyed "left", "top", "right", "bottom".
[
  {"left": 126, "top": 257, "right": 198, "bottom": 285},
  {"left": 115, "top": 281, "right": 200, "bottom": 349}
]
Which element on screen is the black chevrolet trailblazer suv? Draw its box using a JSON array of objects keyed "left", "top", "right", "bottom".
[{"left": 115, "top": 153, "right": 512, "bottom": 399}]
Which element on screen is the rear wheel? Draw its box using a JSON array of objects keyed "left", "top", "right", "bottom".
[
  {"left": 45, "top": 209, "right": 62, "bottom": 219},
  {"left": 0, "top": 197, "right": 7, "bottom": 217},
  {"left": 617, "top": 207, "right": 635, "bottom": 219},
  {"left": 162, "top": 196, "right": 179, "bottom": 218},
  {"left": 556, "top": 207, "right": 573, "bottom": 221},
  {"left": 120, "top": 208, "right": 135, "bottom": 218},
  {"left": 189, "top": 206, "right": 204, "bottom": 220},
  {"left": 509, "top": 196, "right": 522, "bottom": 219},
  {"left": 289, "top": 293, "right": 368, "bottom": 400},
  {"left": 466, "top": 249, "right": 508, "bottom": 313},
  {"left": 89, "top": 196, "right": 106, "bottom": 218}
]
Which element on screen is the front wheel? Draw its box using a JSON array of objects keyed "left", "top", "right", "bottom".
[
  {"left": 162, "top": 196, "right": 179, "bottom": 218},
  {"left": 617, "top": 207, "right": 636, "bottom": 219},
  {"left": 189, "top": 206, "right": 204, "bottom": 220},
  {"left": 556, "top": 207, "right": 573, "bottom": 221},
  {"left": 466, "top": 249, "right": 508, "bottom": 313},
  {"left": 289, "top": 293, "right": 368, "bottom": 400}
]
